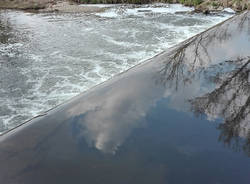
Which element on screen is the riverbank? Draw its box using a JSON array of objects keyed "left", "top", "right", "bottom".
[
  {"left": 0, "top": 0, "right": 106, "bottom": 13},
  {"left": 74, "top": 0, "right": 249, "bottom": 12},
  {"left": 195, "top": 0, "right": 249, "bottom": 13},
  {"left": 0, "top": 0, "right": 249, "bottom": 13}
]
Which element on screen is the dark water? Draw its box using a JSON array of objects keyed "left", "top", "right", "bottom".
[
  {"left": 0, "top": 6, "right": 231, "bottom": 134},
  {"left": 0, "top": 11, "right": 249, "bottom": 184}
]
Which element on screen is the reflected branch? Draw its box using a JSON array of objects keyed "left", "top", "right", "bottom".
[
  {"left": 156, "top": 12, "right": 249, "bottom": 90},
  {"left": 190, "top": 59, "right": 250, "bottom": 156}
]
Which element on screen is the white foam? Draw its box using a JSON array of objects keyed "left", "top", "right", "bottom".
[
  {"left": 95, "top": 3, "right": 194, "bottom": 18},
  {"left": 95, "top": 10, "right": 118, "bottom": 18},
  {"left": 223, "top": 8, "right": 235, "bottom": 14},
  {"left": 79, "top": 4, "right": 119, "bottom": 8},
  {"left": 0, "top": 6, "right": 232, "bottom": 134}
]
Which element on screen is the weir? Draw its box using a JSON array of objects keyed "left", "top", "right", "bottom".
[{"left": 0, "top": 11, "right": 249, "bottom": 184}]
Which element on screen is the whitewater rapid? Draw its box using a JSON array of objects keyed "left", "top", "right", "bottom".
[{"left": 0, "top": 4, "right": 233, "bottom": 134}]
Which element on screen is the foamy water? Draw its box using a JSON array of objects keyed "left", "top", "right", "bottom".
[{"left": 0, "top": 4, "right": 232, "bottom": 134}]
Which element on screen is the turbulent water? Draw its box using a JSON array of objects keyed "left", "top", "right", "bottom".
[{"left": 0, "top": 4, "right": 232, "bottom": 134}]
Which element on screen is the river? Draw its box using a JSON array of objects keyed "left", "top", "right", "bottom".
[{"left": 0, "top": 4, "right": 232, "bottom": 134}]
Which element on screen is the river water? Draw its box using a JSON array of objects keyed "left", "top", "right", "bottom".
[{"left": 0, "top": 4, "right": 232, "bottom": 134}]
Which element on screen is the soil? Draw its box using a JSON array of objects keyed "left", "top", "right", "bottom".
[{"left": 0, "top": 0, "right": 106, "bottom": 13}]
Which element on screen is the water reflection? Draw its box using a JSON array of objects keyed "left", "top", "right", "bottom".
[
  {"left": 66, "top": 12, "right": 250, "bottom": 155},
  {"left": 1, "top": 11, "right": 250, "bottom": 184},
  {"left": 191, "top": 60, "right": 250, "bottom": 156},
  {"left": 157, "top": 11, "right": 249, "bottom": 89},
  {"left": 1, "top": 10, "right": 250, "bottom": 184},
  {"left": 157, "top": 11, "right": 250, "bottom": 156},
  {"left": 67, "top": 71, "right": 164, "bottom": 153}
]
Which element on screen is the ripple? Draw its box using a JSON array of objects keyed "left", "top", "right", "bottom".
[{"left": 0, "top": 7, "right": 232, "bottom": 134}]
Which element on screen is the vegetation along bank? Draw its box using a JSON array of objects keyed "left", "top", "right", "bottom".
[{"left": 0, "top": 0, "right": 249, "bottom": 13}]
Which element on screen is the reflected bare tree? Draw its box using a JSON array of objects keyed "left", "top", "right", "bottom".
[
  {"left": 156, "top": 11, "right": 249, "bottom": 90},
  {"left": 155, "top": 11, "right": 250, "bottom": 156},
  {"left": 190, "top": 59, "right": 250, "bottom": 156},
  {"left": 155, "top": 33, "right": 210, "bottom": 89}
]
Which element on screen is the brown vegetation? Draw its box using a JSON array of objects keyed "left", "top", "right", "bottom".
[
  {"left": 0, "top": 0, "right": 249, "bottom": 12},
  {"left": 0, "top": 0, "right": 50, "bottom": 10}
]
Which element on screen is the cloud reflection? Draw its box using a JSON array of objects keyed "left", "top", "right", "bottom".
[
  {"left": 67, "top": 71, "right": 164, "bottom": 153},
  {"left": 66, "top": 12, "right": 250, "bottom": 155}
]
